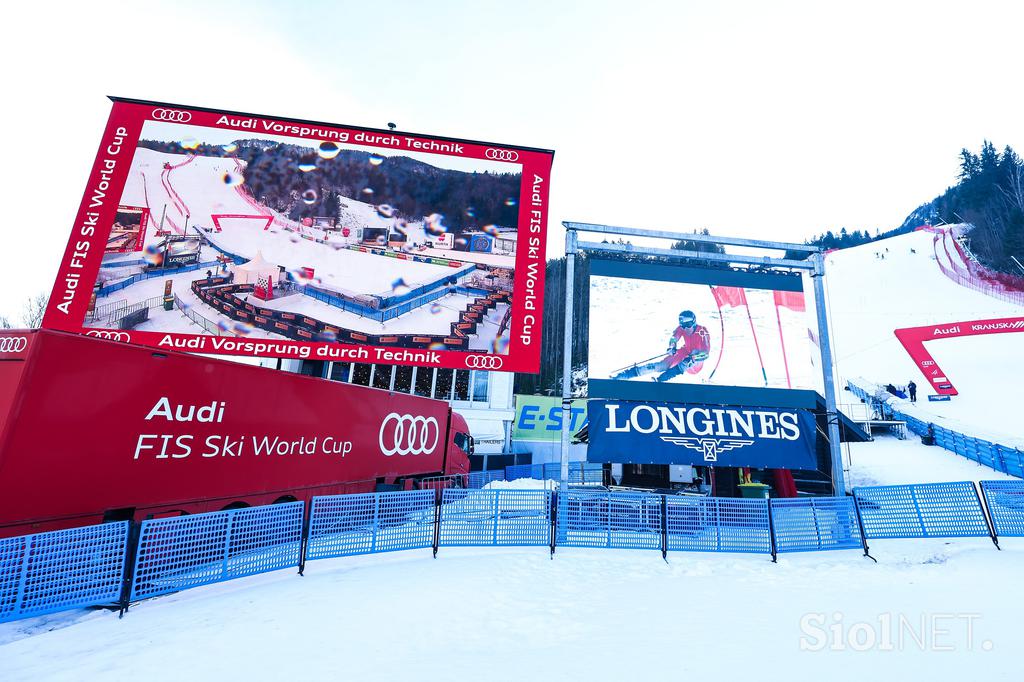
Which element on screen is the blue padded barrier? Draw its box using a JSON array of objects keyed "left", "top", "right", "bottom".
[
  {"left": 770, "top": 497, "right": 862, "bottom": 553},
  {"left": 556, "top": 490, "right": 662, "bottom": 550},
  {"left": 505, "top": 464, "right": 533, "bottom": 481},
  {"left": 439, "top": 489, "right": 552, "bottom": 547},
  {"left": 665, "top": 497, "right": 772, "bottom": 554},
  {"left": 0, "top": 522, "right": 128, "bottom": 623},
  {"left": 853, "top": 482, "right": 990, "bottom": 539},
  {"left": 979, "top": 480, "right": 1024, "bottom": 537},
  {"left": 130, "top": 502, "right": 303, "bottom": 601}
]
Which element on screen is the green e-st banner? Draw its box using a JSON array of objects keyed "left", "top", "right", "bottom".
[{"left": 512, "top": 395, "right": 587, "bottom": 442}]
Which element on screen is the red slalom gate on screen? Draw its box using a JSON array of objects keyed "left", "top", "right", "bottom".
[{"left": 894, "top": 316, "right": 1024, "bottom": 396}]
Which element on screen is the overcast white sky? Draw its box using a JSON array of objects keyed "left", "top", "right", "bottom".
[{"left": 1, "top": 0, "right": 1021, "bottom": 322}]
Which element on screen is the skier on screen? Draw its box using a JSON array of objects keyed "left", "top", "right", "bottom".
[{"left": 612, "top": 310, "right": 711, "bottom": 382}]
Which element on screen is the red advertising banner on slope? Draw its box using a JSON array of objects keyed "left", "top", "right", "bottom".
[
  {"left": 42, "top": 98, "right": 555, "bottom": 373},
  {"left": 894, "top": 316, "right": 1024, "bottom": 395}
]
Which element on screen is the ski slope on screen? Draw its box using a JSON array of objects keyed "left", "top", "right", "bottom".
[
  {"left": 118, "top": 148, "right": 458, "bottom": 297},
  {"left": 589, "top": 277, "right": 816, "bottom": 389}
]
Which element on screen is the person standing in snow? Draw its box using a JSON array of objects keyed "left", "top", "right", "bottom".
[
  {"left": 612, "top": 310, "right": 711, "bottom": 382},
  {"left": 908, "top": 380, "right": 917, "bottom": 402}
]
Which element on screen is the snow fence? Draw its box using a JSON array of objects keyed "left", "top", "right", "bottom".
[
  {"left": 847, "top": 380, "right": 1024, "bottom": 478},
  {"left": 2, "top": 481, "right": 1021, "bottom": 625}
]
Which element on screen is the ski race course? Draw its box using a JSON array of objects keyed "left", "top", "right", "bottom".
[
  {"left": 823, "top": 226, "right": 1024, "bottom": 448},
  {"left": 94, "top": 148, "right": 514, "bottom": 351}
]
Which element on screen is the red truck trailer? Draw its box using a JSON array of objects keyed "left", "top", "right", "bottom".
[{"left": 0, "top": 329, "right": 472, "bottom": 538}]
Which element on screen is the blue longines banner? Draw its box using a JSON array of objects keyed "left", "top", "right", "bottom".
[{"left": 586, "top": 399, "right": 817, "bottom": 469}]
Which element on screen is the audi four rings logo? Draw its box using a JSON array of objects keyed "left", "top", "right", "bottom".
[
  {"left": 0, "top": 337, "right": 28, "bottom": 353},
  {"left": 86, "top": 330, "right": 131, "bottom": 342},
  {"left": 465, "top": 354, "right": 503, "bottom": 369},
  {"left": 151, "top": 108, "right": 192, "bottom": 123},
  {"left": 485, "top": 148, "right": 519, "bottom": 162},
  {"left": 379, "top": 413, "right": 440, "bottom": 456}
]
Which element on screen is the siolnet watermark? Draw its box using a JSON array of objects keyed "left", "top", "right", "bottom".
[{"left": 799, "top": 612, "right": 994, "bottom": 652}]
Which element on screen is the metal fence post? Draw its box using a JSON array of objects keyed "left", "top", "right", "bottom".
[
  {"left": 549, "top": 490, "right": 558, "bottom": 558},
  {"left": 432, "top": 492, "right": 441, "bottom": 558},
  {"left": 851, "top": 492, "right": 877, "bottom": 562},
  {"left": 298, "top": 501, "right": 312, "bottom": 576},
  {"left": 660, "top": 495, "right": 668, "bottom": 562},
  {"left": 973, "top": 482, "right": 1001, "bottom": 550},
  {"left": 118, "top": 520, "right": 142, "bottom": 617},
  {"left": 767, "top": 499, "right": 778, "bottom": 563}
]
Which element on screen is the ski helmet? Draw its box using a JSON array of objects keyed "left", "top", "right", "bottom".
[{"left": 678, "top": 310, "right": 696, "bottom": 328}]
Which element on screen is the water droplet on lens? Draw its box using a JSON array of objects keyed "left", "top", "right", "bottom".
[
  {"left": 362, "top": 187, "right": 374, "bottom": 195},
  {"left": 428, "top": 342, "right": 447, "bottom": 351},
  {"left": 482, "top": 224, "right": 500, "bottom": 237},
  {"left": 429, "top": 302, "right": 442, "bottom": 314},
  {"left": 455, "top": 238, "right": 467, "bottom": 247},
  {"left": 376, "top": 204, "right": 395, "bottom": 218},
  {"left": 317, "top": 142, "right": 340, "bottom": 160},
  {"left": 368, "top": 154, "right": 384, "bottom": 166},
  {"left": 504, "top": 198, "right": 517, "bottom": 207},
  {"left": 425, "top": 213, "right": 447, "bottom": 235},
  {"left": 316, "top": 329, "right": 338, "bottom": 342},
  {"left": 375, "top": 235, "right": 387, "bottom": 245},
  {"left": 302, "top": 189, "right": 318, "bottom": 205},
  {"left": 181, "top": 137, "right": 200, "bottom": 151},
  {"left": 490, "top": 336, "right": 510, "bottom": 354},
  {"left": 222, "top": 142, "right": 238, "bottom": 153},
  {"left": 465, "top": 207, "right": 476, "bottom": 218},
  {"left": 222, "top": 171, "right": 244, "bottom": 187}
]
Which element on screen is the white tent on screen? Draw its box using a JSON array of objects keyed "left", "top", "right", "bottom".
[{"left": 231, "top": 251, "right": 280, "bottom": 285}]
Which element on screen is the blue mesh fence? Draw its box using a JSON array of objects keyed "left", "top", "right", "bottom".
[
  {"left": 979, "top": 480, "right": 1024, "bottom": 537},
  {"left": 503, "top": 462, "right": 603, "bottom": 485},
  {"left": 665, "top": 497, "right": 772, "bottom": 554},
  {"left": 556, "top": 490, "right": 662, "bottom": 550},
  {"left": 306, "top": 494, "right": 377, "bottom": 559},
  {"left": 853, "top": 482, "right": 990, "bottom": 539},
  {"left": 847, "top": 380, "right": 1024, "bottom": 478},
  {"left": 467, "top": 470, "right": 506, "bottom": 488},
  {"left": 0, "top": 522, "right": 128, "bottom": 624},
  {"left": 770, "top": 497, "right": 862, "bottom": 553},
  {"left": 130, "top": 502, "right": 303, "bottom": 601},
  {"left": 438, "top": 489, "right": 552, "bottom": 547},
  {"left": 306, "top": 491, "right": 435, "bottom": 560}
]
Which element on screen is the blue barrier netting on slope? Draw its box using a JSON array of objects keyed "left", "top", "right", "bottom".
[
  {"left": 306, "top": 490, "right": 435, "bottom": 561},
  {"left": 0, "top": 522, "right": 128, "bottom": 624},
  {"left": 439, "top": 489, "right": 552, "bottom": 547},
  {"left": 853, "top": 481, "right": 990, "bottom": 539},
  {"left": 770, "top": 497, "right": 862, "bottom": 553},
  {"left": 130, "top": 502, "right": 303, "bottom": 601},
  {"left": 665, "top": 497, "right": 772, "bottom": 554},
  {"left": 846, "top": 380, "right": 1024, "bottom": 479},
  {"left": 979, "top": 480, "right": 1024, "bottom": 537}
]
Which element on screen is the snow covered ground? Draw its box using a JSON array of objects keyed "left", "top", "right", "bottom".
[
  {"left": 845, "top": 435, "right": 1018, "bottom": 488},
  {"left": 2, "top": 539, "right": 1020, "bottom": 681},
  {"left": 823, "top": 228, "right": 1024, "bottom": 444}
]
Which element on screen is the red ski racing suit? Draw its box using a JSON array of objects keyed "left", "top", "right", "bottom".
[{"left": 667, "top": 324, "right": 711, "bottom": 374}]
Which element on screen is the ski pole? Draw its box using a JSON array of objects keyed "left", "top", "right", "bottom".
[{"left": 611, "top": 352, "right": 668, "bottom": 375}]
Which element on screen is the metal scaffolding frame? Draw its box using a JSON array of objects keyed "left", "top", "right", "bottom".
[{"left": 558, "top": 222, "right": 846, "bottom": 495}]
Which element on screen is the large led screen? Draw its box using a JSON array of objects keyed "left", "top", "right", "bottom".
[
  {"left": 43, "top": 98, "right": 554, "bottom": 373},
  {"left": 588, "top": 260, "right": 818, "bottom": 404}
]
